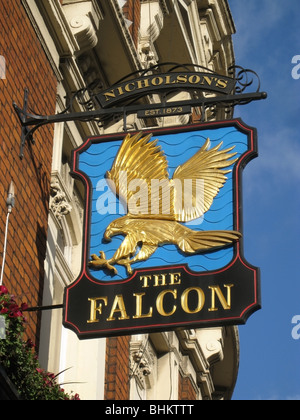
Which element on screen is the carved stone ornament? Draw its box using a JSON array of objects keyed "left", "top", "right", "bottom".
[
  {"left": 130, "top": 340, "right": 156, "bottom": 390},
  {"left": 50, "top": 181, "right": 72, "bottom": 222}
]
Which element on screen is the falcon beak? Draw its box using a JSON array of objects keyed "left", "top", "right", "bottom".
[{"left": 104, "top": 230, "right": 112, "bottom": 241}]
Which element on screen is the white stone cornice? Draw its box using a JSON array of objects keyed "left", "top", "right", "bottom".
[{"left": 62, "top": 0, "right": 104, "bottom": 54}]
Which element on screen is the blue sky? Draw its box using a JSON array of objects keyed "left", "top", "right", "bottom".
[{"left": 228, "top": 0, "right": 300, "bottom": 400}]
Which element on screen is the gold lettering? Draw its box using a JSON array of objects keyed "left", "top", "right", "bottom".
[
  {"left": 181, "top": 287, "right": 205, "bottom": 314},
  {"left": 156, "top": 290, "right": 177, "bottom": 317},
  {"left": 140, "top": 275, "right": 152, "bottom": 288},
  {"left": 133, "top": 293, "right": 153, "bottom": 319},
  {"left": 106, "top": 295, "right": 130, "bottom": 321},
  {"left": 117, "top": 86, "right": 125, "bottom": 96},
  {"left": 87, "top": 297, "right": 108, "bottom": 323},
  {"left": 216, "top": 78, "right": 228, "bottom": 89},
  {"left": 169, "top": 272, "right": 181, "bottom": 286},
  {"left": 103, "top": 90, "right": 116, "bottom": 102},
  {"left": 165, "top": 75, "right": 177, "bottom": 85},
  {"left": 151, "top": 76, "right": 164, "bottom": 86},
  {"left": 188, "top": 75, "right": 201, "bottom": 84},
  {"left": 137, "top": 78, "right": 150, "bottom": 89},
  {"left": 209, "top": 284, "right": 234, "bottom": 312},
  {"left": 153, "top": 274, "right": 167, "bottom": 287},
  {"left": 203, "top": 76, "right": 214, "bottom": 86},
  {"left": 125, "top": 82, "right": 135, "bottom": 92},
  {"left": 176, "top": 74, "right": 188, "bottom": 84}
]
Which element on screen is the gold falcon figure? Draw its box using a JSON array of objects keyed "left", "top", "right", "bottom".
[{"left": 89, "top": 132, "right": 241, "bottom": 275}]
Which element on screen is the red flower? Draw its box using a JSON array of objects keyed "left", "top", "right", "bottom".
[
  {"left": 9, "top": 311, "right": 22, "bottom": 318},
  {"left": 21, "top": 303, "right": 28, "bottom": 311},
  {"left": 0, "top": 286, "right": 8, "bottom": 295},
  {"left": 0, "top": 308, "right": 8, "bottom": 315},
  {"left": 8, "top": 303, "right": 19, "bottom": 312}
]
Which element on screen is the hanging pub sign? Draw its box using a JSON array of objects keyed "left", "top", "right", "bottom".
[{"left": 63, "top": 119, "right": 261, "bottom": 339}]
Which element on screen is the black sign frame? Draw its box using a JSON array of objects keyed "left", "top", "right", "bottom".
[{"left": 63, "top": 119, "right": 261, "bottom": 339}]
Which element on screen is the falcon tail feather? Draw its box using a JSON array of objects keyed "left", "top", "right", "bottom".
[{"left": 178, "top": 230, "right": 241, "bottom": 253}]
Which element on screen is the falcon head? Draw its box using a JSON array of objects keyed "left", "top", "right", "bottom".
[{"left": 104, "top": 216, "right": 131, "bottom": 241}]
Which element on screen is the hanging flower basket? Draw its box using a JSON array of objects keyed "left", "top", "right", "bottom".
[{"left": 0, "top": 286, "right": 80, "bottom": 400}]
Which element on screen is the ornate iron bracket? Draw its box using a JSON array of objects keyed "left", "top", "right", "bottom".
[
  {"left": 13, "top": 88, "right": 35, "bottom": 159},
  {"left": 13, "top": 64, "right": 267, "bottom": 159}
]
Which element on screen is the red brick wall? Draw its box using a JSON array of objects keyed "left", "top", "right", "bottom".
[
  {"left": 122, "top": 0, "right": 141, "bottom": 47},
  {"left": 0, "top": 1, "right": 57, "bottom": 344},
  {"left": 105, "top": 336, "right": 131, "bottom": 400},
  {"left": 179, "top": 373, "right": 197, "bottom": 400}
]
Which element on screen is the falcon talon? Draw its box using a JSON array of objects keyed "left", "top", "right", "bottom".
[{"left": 88, "top": 252, "right": 118, "bottom": 275}]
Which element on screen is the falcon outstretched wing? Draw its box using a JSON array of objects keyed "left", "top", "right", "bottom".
[
  {"left": 106, "top": 132, "right": 172, "bottom": 216},
  {"left": 172, "top": 138, "right": 237, "bottom": 222}
]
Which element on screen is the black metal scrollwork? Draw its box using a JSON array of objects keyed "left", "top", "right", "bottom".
[
  {"left": 229, "top": 65, "right": 261, "bottom": 94},
  {"left": 13, "top": 63, "right": 267, "bottom": 159}
]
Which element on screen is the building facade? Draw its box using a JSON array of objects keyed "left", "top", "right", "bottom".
[{"left": 0, "top": 0, "right": 239, "bottom": 400}]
